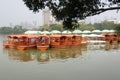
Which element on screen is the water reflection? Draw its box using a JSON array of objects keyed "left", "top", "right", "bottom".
[
  {"left": 4, "top": 44, "right": 120, "bottom": 63},
  {"left": 37, "top": 51, "right": 50, "bottom": 63},
  {"left": 8, "top": 49, "right": 36, "bottom": 62},
  {"left": 5, "top": 47, "right": 83, "bottom": 63}
]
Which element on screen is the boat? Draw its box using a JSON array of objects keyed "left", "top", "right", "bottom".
[
  {"left": 103, "top": 33, "right": 119, "bottom": 44},
  {"left": 50, "top": 34, "right": 82, "bottom": 48},
  {"left": 119, "top": 36, "right": 120, "bottom": 43},
  {"left": 81, "top": 35, "right": 88, "bottom": 46},
  {"left": 103, "top": 34, "right": 112, "bottom": 44},
  {"left": 3, "top": 35, "right": 20, "bottom": 49},
  {"left": 72, "top": 35, "right": 82, "bottom": 47},
  {"left": 109, "top": 33, "right": 119, "bottom": 44},
  {"left": 3, "top": 35, "right": 11, "bottom": 48},
  {"left": 36, "top": 35, "right": 50, "bottom": 51},
  {"left": 65, "top": 35, "right": 73, "bottom": 47},
  {"left": 50, "top": 35, "right": 62, "bottom": 48},
  {"left": 17, "top": 35, "right": 37, "bottom": 50},
  {"left": 82, "top": 34, "right": 106, "bottom": 49},
  {"left": 50, "top": 35, "right": 68, "bottom": 48},
  {"left": 50, "top": 35, "right": 72, "bottom": 48}
]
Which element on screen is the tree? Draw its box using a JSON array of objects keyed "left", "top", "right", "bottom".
[
  {"left": 114, "top": 24, "right": 120, "bottom": 36},
  {"left": 78, "top": 23, "right": 95, "bottom": 31},
  {"left": 0, "top": 26, "right": 27, "bottom": 34},
  {"left": 49, "top": 24, "right": 63, "bottom": 31},
  {"left": 40, "top": 24, "right": 51, "bottom": 31},
  {"left": 93, "top": 20, "right": 116, "bottom": 30},
  {"left": 0, "top": 27, "right": 12, "bottom": 34},
  {"left": 23, "top": 0, "right": 120, "bottom": 30}
]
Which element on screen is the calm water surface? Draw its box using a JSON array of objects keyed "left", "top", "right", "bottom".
[{"left": 0, "top": 35, "right": 120, "bottom": 80}]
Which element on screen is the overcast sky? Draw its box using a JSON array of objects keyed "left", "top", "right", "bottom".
[
  {"left": 85, "top": 10, "right": 120, "bottom": 24},
  {"left": 0, "top": 0, "right": 42, "bottom": 27},
  {"left": 0, "top": 0, "right": 120, "bottom": 27}
]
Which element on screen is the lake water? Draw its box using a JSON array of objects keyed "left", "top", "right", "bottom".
[{"left": 0, "top": 35, "right": 120, "bottom": 80}]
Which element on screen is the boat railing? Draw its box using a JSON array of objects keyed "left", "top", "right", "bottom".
[
  {"left": 3, "top": 40, "right": 8, "bottom": 45},
  {"left": 37, "top": 38, "right": 49, "bottom": 46},
  {"left": 50, "top": 38, "right": 60, "bottom": 46},
  {"left": 3, "top": 40, "right": 12, "bottom": 45}
]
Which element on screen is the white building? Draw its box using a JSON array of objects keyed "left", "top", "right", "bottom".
[{"left": 42, "top": 9, "right": 61, "bottom": 25}]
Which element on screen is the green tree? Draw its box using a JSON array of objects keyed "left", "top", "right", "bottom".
[
  {"left": 49, "top": 24, "right": 63, "bottom": 31},
  {"left": 12, "top": 25, "right": 26, "bottom": 34},
  {"left": 40, "top": 24, "right": 51, "bottom": 31},
  {"left": 23, "top": 0, "right": 120, "bottom": 30},
  {"left": 0, "top": 27, "right": 12, "bottom": 34},
  {"left": 78, "top": 23, "right": 95, "bottom": 31},
  {"left": 114, "top": 24, "right": 120, "bottom": 36},
  {"left": 93, "top": 20, "right": 116, "bottom": 30},
  {"left": 0, "top": 26, "right": 27, "bottom": 34}
]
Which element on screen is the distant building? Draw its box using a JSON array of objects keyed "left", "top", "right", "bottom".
[
  {"left": 19, "top": 22, "right": 34, "bottom": 29},
  {"left": 42, "top": 9, "right": 61, "bottom": 25},
  {"left": 19, "top": 21, "right": 40, "bottom": 30}
]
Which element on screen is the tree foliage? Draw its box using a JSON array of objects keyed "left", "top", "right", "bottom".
[
  {"left": 23, "top": 0, "right": 120, "bottom": 30},
  {"left": 93, "top": 20, "right": 116, "bottom": 30},
  {"left": 114, "top": 24, "right": 120, "bottom": 36},
  {"left": 49, "top": 24, "right": 63, "bottom": 31},
  {"left": 39, "top": 24, "right": 63, "bottom": 31},
  {"left": 0, "top": 26, "right": 27, "bottom": 34},
  {"left": 40, "top": 24, "right": 51, "bottom": 31},
  {"left": 78, "top": 23, "right": 95, "bottom": 31}
]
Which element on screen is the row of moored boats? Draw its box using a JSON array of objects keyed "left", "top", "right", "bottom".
[{"left": 3, "top": 33, "right": 120, "bottom": 51}]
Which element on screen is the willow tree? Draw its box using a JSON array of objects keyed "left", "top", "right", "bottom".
[{"left": 23, "top": 0, "right": 120, "bottom": 30}]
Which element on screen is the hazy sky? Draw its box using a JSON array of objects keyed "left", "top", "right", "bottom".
[
  {"left": 0, "top": 0, "right": 42, "bottom": 27},
  {"left": 0, "top": 0, "right": 120, "bottom": 27},
  {"left": 85, "top": 10, "right": 120, "bottom": 24}
]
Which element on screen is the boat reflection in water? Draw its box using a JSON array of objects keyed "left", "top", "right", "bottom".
[
  {"left": 49, "top": 47, "right": 82, "bottom": 60},
  {"left": 7, "top": 49, "right": 36, "bottom": 62},
  {"left": 5, "top": 44, "right": 119, "bottom": 63},
  {"left": 37, "top": 51, "right": 50, "bottom": 63},
  {"left": 6, "top": 47, "right": 83, "bottom": 63}
]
